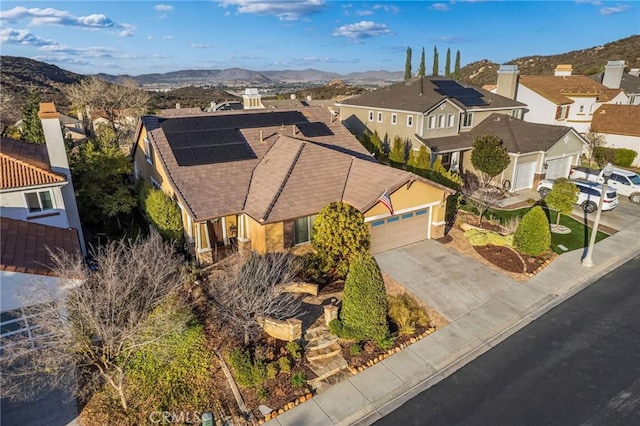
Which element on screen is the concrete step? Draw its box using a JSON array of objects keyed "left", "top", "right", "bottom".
[
  {"left": 306, "top": 342, "right": 342, "bottom": 361},
  {"left": 308, "top": 356, "right": 348, "bottom": 383},
  {"left": 306, "top": 335, "right": 339, "bottom": 352}
]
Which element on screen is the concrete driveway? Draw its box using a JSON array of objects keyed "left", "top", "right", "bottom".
[
  {"left": 571, "top": 197, "right": 639, "bottom": 231},
  {"left": 375, "top": 239, "right": 518, "bottom": 322}
]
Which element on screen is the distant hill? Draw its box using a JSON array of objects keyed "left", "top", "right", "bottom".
[
  {"left": 291, "top": 79, "right": 365, "bottom": 100},
  {"left": 460, "top": 35, "right": 640, "bottom": 87}
]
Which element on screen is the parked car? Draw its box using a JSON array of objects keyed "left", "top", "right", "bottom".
[
  {"left": 570, "top": 166, "right": 640, "bottom": 203},
  {"left": 537, "top": 179, "right": 619, "bottom": 213}
]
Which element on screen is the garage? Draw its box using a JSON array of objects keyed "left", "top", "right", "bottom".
[
  {"left": 368, "top": 208, "right": 430, "bottom": 254},
  {"left": 545, "top": 157, "right": 571, "bottom": 180},
  {"left": 513, "top": 162, "right": 536, "bottom": 191}
]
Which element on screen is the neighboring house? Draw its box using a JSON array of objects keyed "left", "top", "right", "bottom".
[
  {"left": 425, "top": 114, "right": 586, "bottom": 191},
  {"left": 337, "top": 75, "right": 526, "bottom": 171},
  {"left": 0, "top": 217, "right": 81, "bottom": 353},
  {"left": 494, "top": 64, "right": 627, "bottom": 133},
  {"left": 592, "top": 62, "right": 640, "bottom": 105},
  {"left": 0, "top": 103, "right": 86, "bottom": 255},
  {"left": 59, "top": 113, "right": 87, "bottom": 141},
  {"left": 590, "top": 104, "right": 640, "bottom": 167},
  {"left": 132, "top": 106, "right": 454, "bottom": 264}
]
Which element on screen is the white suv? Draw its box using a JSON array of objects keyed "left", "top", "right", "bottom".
[{"left": 537, "top": 179, "right": 619, "bottom": 213}]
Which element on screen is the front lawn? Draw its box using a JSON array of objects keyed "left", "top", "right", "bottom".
[{"left": 546, "top": 210, "right": 609, "bottom": 254}]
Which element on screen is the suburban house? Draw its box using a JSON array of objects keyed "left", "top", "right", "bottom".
[
  {"left": 493, "top": 64, "right": 627, "bottom": 133},
  {"left": 131, "top": 106, "right": 454, "bottom": 264},
  {"left": 0, "top": 103, "right": 86, "bottom": 255},
  {"left": 336, "top": 76, "right": 526, "bottom": 171},
  {"left": 590, "top": 104, "right": 640, "bottom": 167},
  {"left": 424, "top": 114, "right": 587, "bottom": 191},
  {"left": 592, "top": 61, "right": 640, "bottom": 105}
]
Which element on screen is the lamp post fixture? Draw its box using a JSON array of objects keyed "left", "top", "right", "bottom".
[{"left": 582, "top": 162, "right": 614, "bottom": 267}]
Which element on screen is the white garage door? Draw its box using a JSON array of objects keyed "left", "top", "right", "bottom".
[
  {"left": 545, "top": 157, "right": 570, "bottom": 180},
  {"left": 513, "top": 162, "right": 536, "bottom": 191},
  {"left": 369, "top": 208, "right": 430, "bottom": 254}
]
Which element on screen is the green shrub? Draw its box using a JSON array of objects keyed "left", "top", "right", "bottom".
[
  {"left": 513, "top": 206, "right": 551, "bottom": 256},
  {"left": 613, "top": 148, "right": 637, "bottom": 167},
  {"left": 251, "top": 360, "right": 267, "bottom": 385},
  {"left": 387, "top": 294, "right": 430, "bottom": 336},
  {"left": 285, "top": 341, "right": 302, "bottom": 360},
  {"left": 278, "top": 356, "right": 291, "bottom": 373},
  {"left": 463, "top": 228, "right": 514, "bottom": 247},
  {"left": 290, "top": 371, "right": 307, "bottom": 388},
  {"left": 349, "top": 343, "right": 363, "bottom": 356},
  {"left": 340, "top": 253, "right": 389, "bottom": 342},
  {"left": 143, "top": 187, "right": 185, "bottom": 246},
  {"left": 256, "top": 387, "right": 270, "bottom": 402},
  {"left": 311, "top": 202, "right": 371, "bottom": 277},
  {"left": 228, "top": 349, "right": 255, "bottom": 387},
  {"left": 389, "top": 136, "right": 408, "bottom": 165},
  {"left": 266, "top": 362, "right": 278, "bottom": 380},
  {"left": 377, "top": 335, "right": 396, "bottom": 350}
]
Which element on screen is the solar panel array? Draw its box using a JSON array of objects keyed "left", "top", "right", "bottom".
[
  {"left": 433, "top": 80, "right": 488, "bottom": 107},
  {"left": 297, "top": 122, "right": 334, "bottom": 138},
  {"left": 160, "top": 111, "right": 313, "bottom": 166}
]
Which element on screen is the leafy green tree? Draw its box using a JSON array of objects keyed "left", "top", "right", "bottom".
[
  {"left": 20, "top": 87, "right": 45, "bottom": 143},
  {"left": 445, "top": 48, "right": 451, "bottom": 77},
  {"left": 407, "top": 145, "right": 430, "bottom": 171},
  {"left": 143, "top": 187, "right": 184, "bottom": 246},
  {"left": 389, "top": 136, "right": 407, "bottom": 165},
  {"left": 311, "top": 202, "right": 370, "bottom": 277},
  {"left": 470, "top": 134, "right": 510, "bottom": 187},
  {"left": 404, "top": 47, "right": 412, "bottom": 80},
  {"left": 432, "top": 46, "right": 439, "bottom": 76},
  {"left": 544, "top": 178, "right": 578, "bottom": 225},
  {"left": 454, "top": 50, "right": 461, "bottom": 79},
  {"left": 71, "top": 139, "right": 135, "bottom": 229},
  {"left": 418, "top": 47, "right": 426, "bottom": 77},
  {"left": 514, "top": 206, "right": 551, "bottom": 256},
  {"left": 339, "top": 253, "right": 389, "bottom": 343}
]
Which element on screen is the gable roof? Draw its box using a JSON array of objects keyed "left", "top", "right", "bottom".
[
  {"left": 591, "top": 104, "right": 640, "bottom": 137},
  {"left": 519, "top": 75, "right": 622, "bottom": 105},
  {"left": 138, "top": 107, "right": 384, "bottom": 222},
  {"left": 422, "top": 113, "right": 577, "bottom": 154},
  {"left": 0, "top": 217, "right": 81, "bottom": 276},
  {"left": 338, "top": 76, "right": 524, "bottom": 113},
  {"left": 0, "top": 137, "right": 66, "bottom": 190},
  {"left": 592, "top": 71, "right": 640, "bottom": 95}
]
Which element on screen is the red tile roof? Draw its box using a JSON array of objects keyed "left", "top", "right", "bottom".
[
  {"left": 519, "top": 75, "right": 622, "bottom": 105},
  {"left": 0, "top": 217, "right": 82, "bottom": 276},
  {"left": 0, "top": 138, "right": 65, "bottom": 190},
  {"left": 591, "top": 104, "right": 640, "bottom": 136}
]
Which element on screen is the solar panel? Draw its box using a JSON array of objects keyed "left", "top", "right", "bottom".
[
  {"left": 432, "top": 80, "right": 462, "bottom": 89},
  {"left": 297, "top": 122, "right": 334, "bottom": 137},
  {"left": 458, "top": 97, "right": 488, "bottom": 106}
]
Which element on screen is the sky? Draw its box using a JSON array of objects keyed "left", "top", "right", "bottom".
[{"left": 0, "top": 1, "right": 638, "bottom": 76}]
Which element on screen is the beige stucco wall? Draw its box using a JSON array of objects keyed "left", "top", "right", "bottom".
[
  {"left": 546, "top": 132, "right": 584, "bottom": 158},
  {"left": 420, "top": 101, "right": 461, "bottom": 140},
  {"left": 340, "top": 105, "right": 418, "bottom": 144}
]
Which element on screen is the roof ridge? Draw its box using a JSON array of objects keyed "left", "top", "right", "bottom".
[
  {"left": 340, "top": 157, "right": 354, "bottom": 202},
  {"left": 261, "top": 140, "right": 305, "bottom": 222}
]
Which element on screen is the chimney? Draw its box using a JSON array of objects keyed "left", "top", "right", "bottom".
[
  {"left": 175, "top": 103, "right": 181, "bottom": 109},
  {"left": 629, "top": 68, "right": 640, "bottom": 78},
  {"left": 259, "top": 130, "right": 263, "bottom": 142},
  {"left": 496, "top": 64, "right": 519, "bottom": 100},
  {"left": 291, "top": 94, "right": 296, "bottom": 100},
  {"left": 306, "top": 95, "right": 312, "bottom": 102},
  {"left": 38, "top": 102, "right": 87, "bottom": 256},
  {"left": 554, "top": 64, "right": 572, "bottom": 76},
  {"left": 210, "top": 101, "right": 216, "bottom": 111},
  {"left": 602, "top": 61, "right": 625, "bottom": 88}
]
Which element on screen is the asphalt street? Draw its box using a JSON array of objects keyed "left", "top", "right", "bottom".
[{"left": 375, "top": 255, "right": 640, "bottom": 426}]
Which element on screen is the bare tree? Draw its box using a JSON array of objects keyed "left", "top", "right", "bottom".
[
  {"left": 584, "top": 130, "right": 606, "bottom": 166},
  {"left": 67, "top": 77, "right": 150, "bottom": 148},
  {"left": 0, "top": 232, "right": 185, "bottom": 411},
  {"left": 208, "top": 252, "right": 303, "bottom": 346},
  {"left": 461, "top": 171, "right": 502, "bottom": 225}
]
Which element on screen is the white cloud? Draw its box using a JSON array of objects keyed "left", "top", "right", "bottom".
[
  {"left": 191, "top": 43, "right": 213, "bottom": 48},
  {"left": 333, "top": 20, "right": 393, "bottom": 40},
  {"left": 372, "top": 4, "right": 400, "bottom": 14},
  {"left": 33, "top": 55, "right": 91, "bottom": 66},
  {"left": 154, "top": 4, "right": 174, "bottom": 12},
  {"left": 162, "top": 35, "right": 174, "bottom": 39},
  {"left": 216, "top": 0, "right": 326, "bottom": 21},
  {"left": 575, "top": 0, "right": 602, "bottom": 5},
  {"left": 599, "top": 4, "right": 631, "bottom": 15},
  {"left": 0, "top": 6, "right": 134, "bottom": 36},
  {"left": 356, "top": 9, "right": 374, "bottom": 16},
  {"left": 0, "top": 27, "right": 57, "bottom": 46},
  {"left": 431, "top": 3, "right": 450, "bottom": 11}
]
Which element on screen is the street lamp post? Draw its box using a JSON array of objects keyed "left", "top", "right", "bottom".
[{"left": 582, "top": 162, "right": 614, "bottom": 267}]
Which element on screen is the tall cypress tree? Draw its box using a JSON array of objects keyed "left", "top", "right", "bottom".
[
  {"left": 432, "top": 46, "right": 439, "bottom": 77},
  {"left": 21, "top": 87, "right": 45, "bottom": 143},
  {"left": 404, "top": 47, "right": 412, "bottom": 80},
  {"left": 418, "top": 47, "right": 426, "bottom": 77},
  {"left": 454, "top": 50, "right": 461, "bottom": 80},
  {"left": 445, "top": 48, "right": 451, "bottom": 77}
]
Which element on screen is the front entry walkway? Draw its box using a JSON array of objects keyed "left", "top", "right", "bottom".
[{"left": 375, "top": 239, "right": 519, "bottom": 322}]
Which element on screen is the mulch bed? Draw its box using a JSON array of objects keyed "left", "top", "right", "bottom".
[{"left": 474, "top": 244, "right": 551, "bottom": 274}]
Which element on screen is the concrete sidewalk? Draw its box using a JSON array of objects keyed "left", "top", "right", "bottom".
[{"left": 267, "top": 220, "right": 640, "bottom": 426}]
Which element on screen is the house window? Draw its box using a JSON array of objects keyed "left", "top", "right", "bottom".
[
  {"left": 427, "top": 116, "right": 435, "bottom": 129},
  {"left": 144, "top": 137, "right": 154, "bottom": 165},
  {"left": 462, "top": 112, "right": 473, "bottom": 128},
  {"left": 555, "top": 105, "right": 569, "bottom": 120},
  {"left": 377, "top": 112, "right": 383, "bottom": 123},
  {"left": 391, "top": 113, "right": 397, "bottom": 125},
  {"left": 368, "top": 111, "right": 374, "bottom": 121},
  {"left": 438, "top": 115, "right": 446, "bottom": 128},
  {"left": 133, "top": 160, "right": 139, "bottom": 180},
  {"left": 294, "top": 215, "right": 316, "bottom": 244},
  {"left": 25, "top": 190, "right": 54, "bottom": 213},
  {"left": 579, "top": 105, "right": 584, "bottom": 113},
  {"left": 511, "top": 109, "right": 521, "bottom": 119},
  {"left": 150, "top": 176, "right": 161, "bottom": 189},
  {"left": 407, "top": 115, "right": 414, "bottom": 127},
  {"left": 447, "top": 114, "right": 455, "bottom": 127},
  {"left": 629, "top": 96, "right": 637, "bottom": 105}
]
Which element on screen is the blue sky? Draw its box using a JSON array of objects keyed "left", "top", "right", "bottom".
[{"left": 1, "top": 1, "right": 637, "bottom": 76}]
